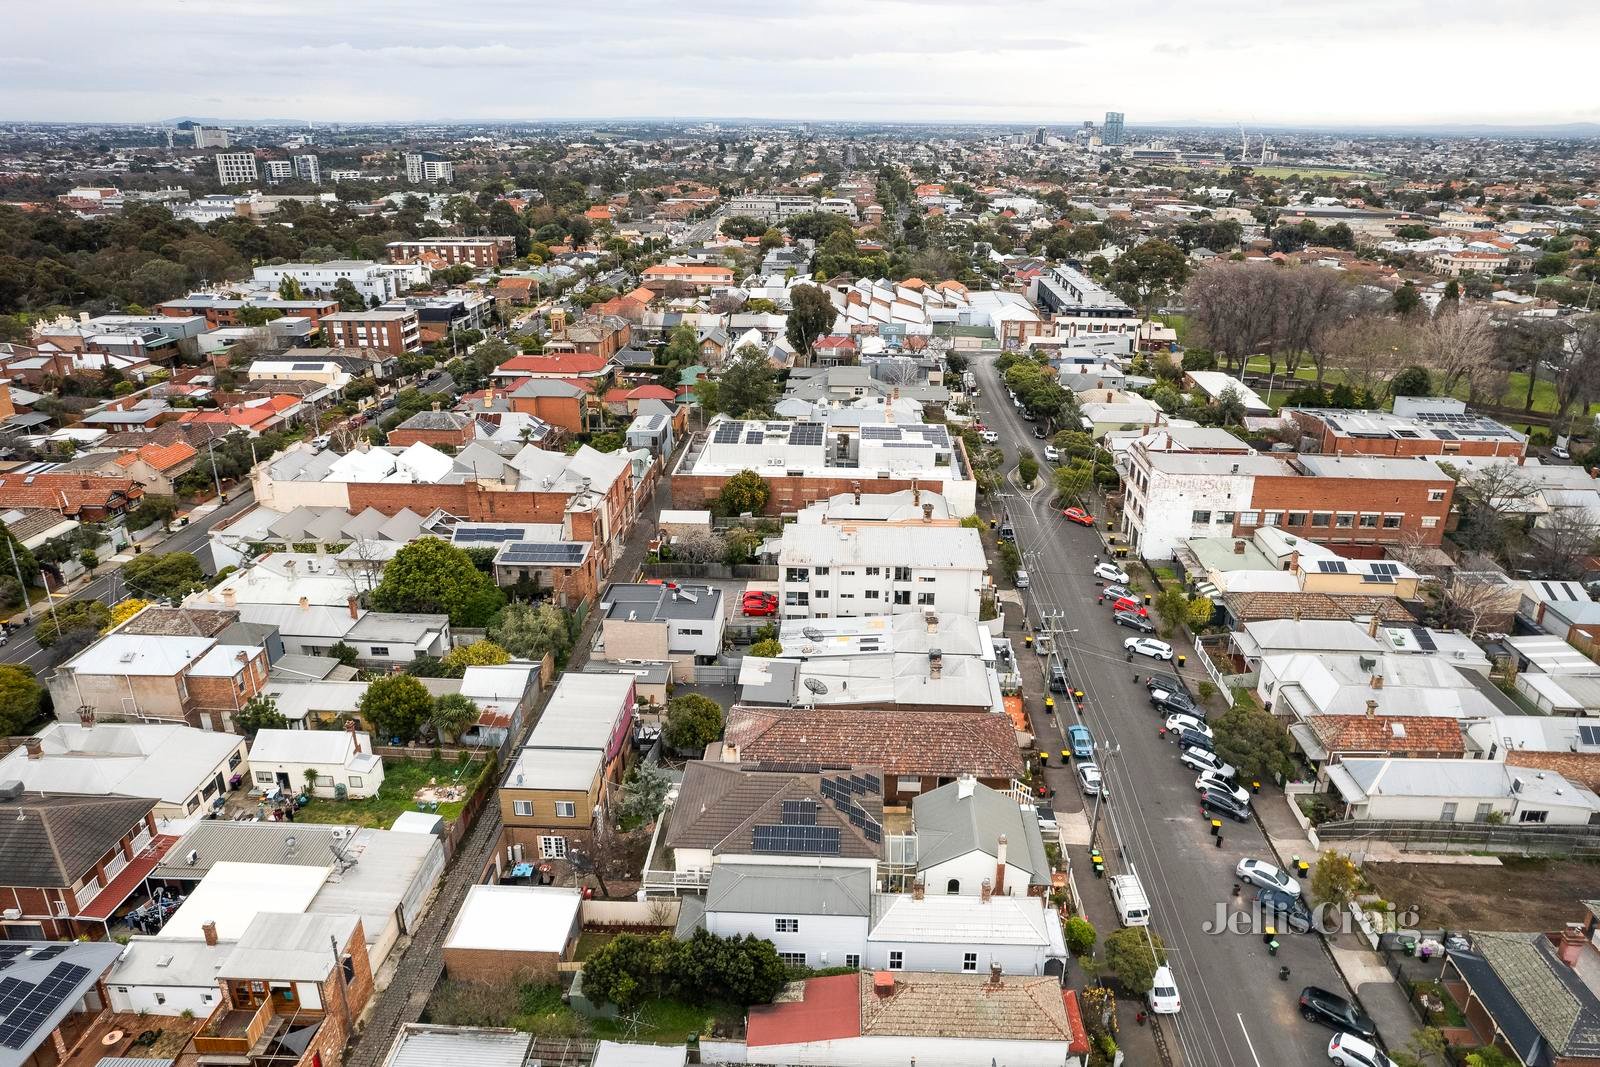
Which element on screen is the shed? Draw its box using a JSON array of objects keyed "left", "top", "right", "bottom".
[
  {"left": 390, "top": 811, "right": 445, "bottom": 836},
  {"left": 441, "top": 885, "right": 582, "bottom": 984}
]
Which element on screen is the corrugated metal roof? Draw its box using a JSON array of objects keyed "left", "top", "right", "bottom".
[{"left": 381, "top": 1025, "right": 531, "bottom": 1067}]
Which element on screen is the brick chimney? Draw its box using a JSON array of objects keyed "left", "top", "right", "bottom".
[
  {"left": 988, "top": 961, "right": 1003, "bottom": 985},
  {"left": 852, "top": 481, "right": 861, "bottom": 505},
  {"left": 222, "top": 587, "right": 237, "bottom": 609},
  {"left": 994, "top": 834, "right": 1008, "bottom": 896},
  {"left": 347, "top": 595, "right": 360, "bottom": 619},
  {"left": 873, "top": 971, "right": 895, "bottom": 997},
  {"left": 911, "top": 482, "right": 920, "bottom": 505},
  {"left": 201, "top": 921, "right": 218, "bottom": 947},
  {"left": 77, "top": 705, "right": 95, "bottom": 728},
  {"left": 24, "top": 738, "right": 43, "bottom": 760},
  {"left": 1368, "top": 614, "right": 1381, "bottom": 638},
  {"left": 980, "top": 877, "right": 992, "bottom": 903},
  {"left": 1233, "top": 539, "right": 1246, "bottom": 555},
  {"left": 1558, "top": 926, "right": 1587, "bottom": 968},
  {"left": 1288, "top": 549, "right": 1300, "bottom": 574},
  {"left": 1366, "top": 699, "right": 1378, "bottom": 717},
  {"left": 1370, "top": 673, "right": 1384, "bottom": 689},
  {"left": 928, "top": 648, "right": 943, "bottom": 679},
  {"left": 922, "top": 503, "right": 934, "bottom": 522},
  {"left": 346, "top": 718, "right": 361, "bottom": 753},
  {"left": 925, "top": 611, "right": 938, "bottom": 635},
  {"left": 912, "top": 880, "right": 924, "bottom": 902},
  {"left": 431, "top": 401, "right": 441, "bottom": 412}
]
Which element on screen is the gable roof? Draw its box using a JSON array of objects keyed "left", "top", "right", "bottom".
[
  {"left": 664, "top": 762, "right": 883, "bottom": 860},
  {"left": 0, "top": 792, "right": 157, "bottom": 886},
  {"left": 724, "top": 706, "right": 1022, "bottom": 780},
  {"left": 1455, "top": 931, "right": 1600, "bottom": 1062},
  {"left": 115, "top": 440, "right": 197, "bottom": 473},
  {"left": 912, "top": 779, "right": 1050, "bottom": 886},
  {"left": 1306, "top": 715, "right": 1465, "bottom": 756}
]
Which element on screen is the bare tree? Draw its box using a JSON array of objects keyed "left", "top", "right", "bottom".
[
  {"left": 1497, "top": 317, "right": 1566, "bottom": 413},
  {"left": 1182, "top": 261, "right": 1279, "bottom": 374},
  {"left": 1416, "top": 304, "right": 1498, "bottom": 401},
  {"left": 670, "top": 529, "right": 729, "bottom": 564},
  {"left": 1436, "top": 570, "right": 1516, "bottom": 639},
  {"left": 1529, "top": 507, "right": 1600, "bottom": 580},
  {"left": 1274, "top": 267, "right": 1356, "bottom": 377},
  {"left": 1321, "top": 315, "right": 1417, "bottom": 399},
  {"left": 1551, "top": 315, "right": 1600, "bottom": 427},
  {"left": 1451, "top": 461, "right": 1536, "bottom": 559}
]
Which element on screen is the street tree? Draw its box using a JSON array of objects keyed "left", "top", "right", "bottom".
[
  {"left": 359, "top": 674, "right": 434, "bottom": 744},
  {"left": 1309, "top": 851, "right": 1363, "bottom": 909},
  {"left": 1102, "top": 928, "right": 1166, "bottom": 993},
  {"left": 785, "top": 284, "right": 837, "bottom": 361},
  {"left": 122, "top": 552, "right": 206, "bottom": 602},
  {"left": 1416, "top": 304, "right": 1497, "bottom": 401},
  {"left": 0, "top": 665, "right": 44, "bottom": 736},
  {"left": 372, "top": 538, "right": 506, "bottom": 626},
  {"left": 1209, "top": 699, "right": 1295, "bottom": 783},
  {"left": 36, "top": 600, "right": 111, "bottom": 649}
]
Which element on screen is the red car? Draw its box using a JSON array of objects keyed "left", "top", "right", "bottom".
[
  {"left": 741, "top": 591, "right": 779, "bottom": 617},
  {"left": 1063, "top": 507, "right": 1095, "bottom": 527}
]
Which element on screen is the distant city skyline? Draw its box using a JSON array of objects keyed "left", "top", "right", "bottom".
[{"left": 5, "top": 0, "right": 1599, "bottom": 128}]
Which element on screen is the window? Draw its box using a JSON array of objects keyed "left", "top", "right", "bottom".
[
  {"left": 1428, "top": 489, "right": 1447, "bottom": 502},
  {"left": 539, "top": 836, "right": 567, "bottom": 858},
  {"left": 946, "top": 878, "right": 960, "bottom": 894},
  {"left": 349, "top": 776, "right": 363, "bottom": 789},
  {"left": 554, "top": 801, "right": 577, "bottom": 819},
  {"left": 888, "top": 951, "right": 903, "bottom": 970},
  {"left": 963, "top": 953, "right": 978, "bottom": 972},
  {"left": 1441, "top": 802, "right": 1458, "bottom": 822},
  {"left": 370, "top": 646, "right": 390, "bottom": 658},
  {"left": 1383, "top": 514, "right": 1402, "bottom": 529},
  {"left": 1335, "top": 513, "right": 1355, "bottom": 528},
  {"left": 893, "top": 591, "right": 911, "bottom": 606},
  {"left": 893, "top": 566, "right": 911, "bottom": 581},
  {"left": 255, "top": 771, "right": 275, "bottom": 784},
  {"left": 784, "top": 591, "right": 809, "bottom": 606},
  {"left": 680, "top": 628, "right": 703, "bottom": 636},
  {"left": 1239, "top": 511, "right": 1259, "bottom": 527},
  {"left": 1359, "top": 514, "right": 1379, "bottom": 529},
  {"left": 866, "top": 567, "right": 881, "bottom": 576},
  {"left": 1263, "top": 512, "right": 1281, "bottom": 527},
  {"left": 778, "top": 952, "right": 807, "bottom": 967},
  {"left": 1287, "top": 512, "right": 1308, "bottom": 527},
  {"left": 513, "top": 800, "right": 534, "bottom": 817},
  {"left": 1191, "top": 510, "right": 1211, "bottom": 524},
  {"left": 1216, "top": 512, "right": 1235, "bottom": 524},
  {"left": 1474, "top": 803, "right": 1494, "bottom": 822},
  {"left": 775, "top": 918, "right": 799, "bottom": 933},
  {"left": 865, "top": 590, "right": 880, "bottom": 599},
  {"left": 785, "top": 568, "right": 809, "bottom": 582},
  {"left": 314, "top": 775, "right": 335, "bottom": 788},
  {"left": 917, "top": 592, "right": 935, "bottom": 606},
  {"left": 845, "top": 954, "right": 860, "bottom": 968},
  {"left": 813, "top": 566, "right": 830, "bottom": 576},
  {"left": 228, "top": 751, "right": 242, "bottom": 769},
  {"left": 1519, "top": 809, "right": 1549, "bottom": 824},
  {"left": 1311, "top": 512, "right": 1332, "bottom": 528},
  {"left": 1421, "top": 517, "right": 1439, "bottom": 529},
  {"left": 814, "top": 589, "right": 829, "bottom": 599}
]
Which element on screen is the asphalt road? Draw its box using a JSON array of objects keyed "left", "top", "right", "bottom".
[
  {"left": 972, "top": 353, "right": 1347, "bottom": 1067},
  {"left": 1, "top": 489, "right": 258, "bottom": 672}
]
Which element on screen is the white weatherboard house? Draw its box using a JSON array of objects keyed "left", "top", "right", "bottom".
[
  {"left": 247, "top": 728, "right": 384, "bottom": 797},
  {"left": 913, "top": 777, "right": 1053, "bottom": 897},
  {"left": 1327, "top": 758, "right": 1600, "bottom": 825},
  {"left": 697, "top": 864, "right": 872, "bottom": 970},
  {"left": 866, "top": 890, "right": 1068, "bottom": 978}
]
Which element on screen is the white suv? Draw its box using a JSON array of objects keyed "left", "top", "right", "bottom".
[
  {"left": 1094, "top": 562, "right": 1130, "bottom": 584},
  {"left": 1124, "top": 636, "right": 1174, "bottom": 661}
]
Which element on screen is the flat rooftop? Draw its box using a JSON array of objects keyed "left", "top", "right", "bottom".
[{"left": 1293, "top": 407, "right": 1525, "bottom": 445}]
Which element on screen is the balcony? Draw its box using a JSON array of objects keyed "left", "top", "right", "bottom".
[{"left": 195, "top": 997, "right": 324, "bottom": 1066}]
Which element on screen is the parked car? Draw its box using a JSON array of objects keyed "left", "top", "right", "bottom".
[
  {"left": 1201, "top": 789, "right": 1251, "bottom": 823},
  {"left": 311, "top": 435, "right": 331, "bottom": 449},
  {"left": 1147, "top": 966, "right": 1182, "bottom": 1015},
  {"left": 1015, "top": 569, "right": 1030, "bottom": 589},
  {"left": 1063, "top": 506, "right": 1095, "bottom": 527},
  {"left": 1299, "top": 987, "right": 1377, "bottom": 1041},
  {"left": 1551, "top": 445, "right": 1572, "bottom": 461},
  {"left": 1108, "top": 596, "right": 1148, "bottom": 616},
  {"left": 1327, "top": 1032, "right": 1393, "bottom": 1067},
  {"left": 1094, "top": 562, "right": 1131, "bottom": 584},
  {"left": 1044, "top": 446, "right": 1061, "bottom": 462},
  {"left": 741, "top": 591, "right": 779, "bottom": 616},
  {"left": 1048, "top": 663, "right": 1069, "bottom": 693},
  {"left": 1114, "top": 610, "right": 1156, "bottom": 633},
  {"left": 1260, "top": 887, "right": 1315, "bottom": 934},
  {"left": 1067, "top": 724, "right": 1093, "bottom": 760},
  {"left": 1237, "top": 858, "right": 1301, "bottom": 898},
  {"left": 998, "top": 522, "right": 1016, "bottom": 542},
  {"left": 1179, "top": 746, "right": 1236, "bottom": 779},
  {"left": 1124, "top": 637, "right": 1174, "bottom": 661},
  {"left": 1102, "top": 583, "right": 1132, "bottom": 601},
  {"left": 980, "top": 430, "right": 1000, "bottom": 444},
  {"left": 1076, "top": 762, "right": 1104, "bottom": 796},
  {"left": 1144, "top": 673, "right": 1187, "bottom": 698},
  {"left": 1151, "top": 690, "right": 1198, "bottom": 717},
  {"left": 1164, "top": 714, "right": 1211, "bottom": 739},
  {"left": 1195, "top": 770, "right": 1246, "bottom": 803},
  {"left": 1176, "top": 727, "right": 1214, "bottom": 753}
]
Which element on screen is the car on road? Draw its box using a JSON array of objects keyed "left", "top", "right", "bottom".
[
  {"left": 1144, "top": 672, "right": 1187, "bottom": 698},
  {"left": 1201, "top": 788, "right": 1251, "bottom": 823},
  {"left": 1299, "top": 987, "right": 1377, "bottom": 1041},
  {"left": 1032, "top": 425, "right": 1047, "bottom": 438},
  {"left": 311, "top": 435, "right": 331, "bottom": 449},
  {"left": 1062, "top": 506, "right": 1094, "bottom": 526},
  {"left": 1076, "top": 762, "right": 1104, "bottom": 796},
  {"left": 1044, "top": 445, "right": 1060, "bottom": 462},
  {"left": 1147, "top": 966, "right": 1182, "bottom": 1015},
  {"left": 1101, "top": 583, "right": 1131, "bottom": 601},
  {"left": 1048, "top": 663, "right": 1068, "bottom": 692},
  {"left": 998, "top": 522, "right": 1015, "bottom": 542},
  {"left": 1094, "top": 562, "right": 1130, "bottom": 584},
  {"left": 1551, "top": 445, "right": 1571, "bottom": 461},
  {"left": 1124, "top": 636, "right": 1174, "bottom": 661},
  {"left": 1196, "top": 771, "right": 1247, "bottom": 804},
  {"left": 1236, "top": 858, "right": 1301, "bottom": 897},
  {"left": 1067, "top": 724, "right": 1093, "bottom": 759},
  {"left": 1114, "top": 610, "right": 1155, "bottom": 633},
  {"left": 1327, "top": 1032, "right": 1393, "bottom": 1067},
  {"left": 979, "top": 430, "right": 1000, "bottom": 444},
  {"left": 1260, "top": 886, "right": 1315, "bottom": 934},
  {"left": 1164, "top": 713, "right": 1211, "bottom": 739},
  {"left": 1015, "top": 569, "right": 1030, "bottom": 589},
  {"left": 1022, "top": 409, "right": 1037, "bottom": 421},
  {"left": 741, "top": 591, "right": 778, "bottom": 616},
  {"left": 1151, "top": 689, "right": 1198, "bottom": 717},
  {"left": 1179, "top": 746, "right": 1236, "bottom": 779}
]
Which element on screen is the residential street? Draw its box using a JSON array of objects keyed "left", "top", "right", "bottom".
[{"left": 972, "top": 351, "right": 1354, "bottom": 1067}]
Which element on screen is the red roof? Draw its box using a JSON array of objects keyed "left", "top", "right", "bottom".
[
  {"left": 496, "top": 353, "right": 611, "bottom": 376},
  {"left": 1062, "top": 990, "right": 1090, "bottom": 1055},
  {"left": 116, "top": 440, "right": 197, "bottom": 473},
  {"left": 77, "top": 834, "right": 180, "bottom": 920},
  {"left": 747, "top": 973, "right": 860, "bottom": 1047},
  {"left": 602, "top": 387, "right": 631, "bottom": 405},
  {"left": 179, "top": 395, "right": 300, "bottom": 429},
  {"left": 813, "top": 335, "right": 856, "bottom": 351},
  {"left": 626, "top": 384, "right": 675, "bottom": 401}
]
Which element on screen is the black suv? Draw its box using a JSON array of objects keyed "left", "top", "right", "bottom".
[
  {"left": 1258, "top": 887, "right": 1313, "bottom": 933},
  {"left": 1200, "top": 789, "right": 1250, "bottom": 823},
  {"left": 1049, "top": 665, "right": 1069, "bottom": 693},
  {"left": 1298, "top": 987, "right": 1377, "bottom": 1040},
  {"left": 1113, "top": 610, "right": 1155, "bottom": 633},
  {"left": 1149, "top": 689, "right": 1199, "bottom": 717},
  {"left": 1144, "top": 673, "right": 1188, "bottom": 699}
]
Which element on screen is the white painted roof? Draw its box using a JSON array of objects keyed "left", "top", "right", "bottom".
[
  {"left": 64, "top": 633, "right": 213, "bottom": 677},
  {"left": 159, "top": 862, "right": 330, "bottom": 941},
  {"left": 444, "top": 884, "right": 581, "bottom": 953},
  {"left": 248, "top": 728, "right": 372, "bottom": 767},
  {"left": 0, "top": 723, "right": 242, "bottom": 807}
]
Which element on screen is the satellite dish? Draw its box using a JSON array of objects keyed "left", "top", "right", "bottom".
[
  {"left": 804, "top": 677, "right": 829, "bottom": 695},
  {"left": 803, "top": 626, "right": 824, "bottom": 641}
]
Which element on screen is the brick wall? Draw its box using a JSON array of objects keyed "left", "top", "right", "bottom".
[
  {"left": 442, "top": 945, "right": 568, "bottom": 985},
  {"left": 672, "top": 472, "right": 958, "bottom": 515},
  {"left": 508, "top": 394, "right": 584, "bottom": 433},
  {"left": 1287, "top": 411, "right": 1526, "bottom": 461},
  {"left": 1247, "top": 472, "right": 1454, "bottom": 547},
  {"left": 386, "top": 425, "right": 474, "bottom": 449}
]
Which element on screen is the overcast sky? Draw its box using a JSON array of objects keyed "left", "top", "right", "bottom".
[{"left": 6, "top": 0, "right": 1599, "bottom": 128}]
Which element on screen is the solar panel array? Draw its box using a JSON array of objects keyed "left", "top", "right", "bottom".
[
  {"left": 791, "top": 422, "right": 825, "bottom": 446},
  {"left": 1316, "top": 559, "right": 1349, "bottom": 573},
  {"left": 291, "top": 362, "right": 325, "bottom": 371},
  {"left": 860, "top": 425, "right": 902, "bottom": 441},
  {"left": 0, "top": 962, "right": 92, "bottom": 1050},
  {"left": 781, "top": 799, "right": 817, "bottom": 825},
  {"left": 821, "top": 773, "right": 884, "bottom": 844},
  {"left": 752, "top": 824, "right": 841, "bottom": 855},
  {"left": 500, "top": 542, "right": 587, "bottom": 564},
  {"left": 712, "top": 421, "right": 745, "bottom": 445},
  {"left": 454, "top": 526, "right": 528, "bottom": 544}
]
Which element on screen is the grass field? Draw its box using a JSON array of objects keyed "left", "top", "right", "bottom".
[
  {"left": 296, "top": 756, "right": 477, "bottom": 828},
  {"left": 1248, "top": 165, "right": 1383, "bottom": 180}
]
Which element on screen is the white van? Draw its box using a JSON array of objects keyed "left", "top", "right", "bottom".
[
  {"left": 1110, "top": 874, "right": 1150, "bottom": 927},
  {"left": 1015, "top": 569, "right": 1030, "bottom": 589}
]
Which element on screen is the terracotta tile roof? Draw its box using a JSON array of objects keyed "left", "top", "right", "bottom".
[
  {"left": 663, "top": 762, "right": 884, "bottom": 859},
  {"left": 623, "top": 286, "right": 655, "bottom": 304},
  {"left": 115, "top": 440, "right": 197, "bottom": 473},
  {"left": 1224, "top": 590, "right": 1415, "bottom": 624},
  {"left": 1506, "top": 750, "right": 1600, "bottom": 792},
  {"left": 642, "top": 263, "right": 734, "bottom": 278},
  {"left": 855, "top": 971, "right": 1088, "bottom": 1044},
  {"left": 496, "top": 353, "right": 611, "bottom": 376},
  {"left": 0, "top": 474, "right": 142, "bottom": 515},
  {"left": 747, "top": 973, "right": 861, "bottom": 1047},
  {"left": 724, "top": 706, "right": 1023, "bottom": 780},
  {"left": 179, "top": 394, "right": 300, "bottom": 428},
  {"left": 496, "top": 277, "right": 535, "bottom": 290},
  {"left": 626, "top": 385, "right": 675, "bottom": 401},
  {"left": 1308, "top": 715, "right": 1465, "bottom": 756}
]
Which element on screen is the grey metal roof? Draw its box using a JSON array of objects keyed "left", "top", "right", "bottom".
[
  {"left": 380, "top": 1025, "right": 532, "bottom": 1067},
  {"left": 912, "top": 780, "right": 1051, "bottom": 886},
  {"left": 153, "top": 822, "right": 349, "bottom": 879},
  {"left": 219, "top": 912, "right": 360, "bottom": 982},
  {"left": 601, "top": 582, "right": 722, "bottom": 622},
  {"left": 345, "top": 612, "right": 448, "bottom": 642},
  {"left": 706, "top": 863, "right": 872, "bottom": 917}
]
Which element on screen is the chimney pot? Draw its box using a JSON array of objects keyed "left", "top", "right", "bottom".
[
  {"left": 1371, "top": 673, "right": 1384, "bottom": 689},
  {"left": 348, "top": 595, "right": 360, "bottom": 619},
  {"left": 1368, "top": 613, "right": 1381, "bottom": 638},
  {"left": 222, "top": 587, "right": 237, "bottom": 608},
  {"left": 912, "top": 880, "right": 924, "bottom": 901},
  {"left": 994, "top": 834, "right": 1008, "bottom": 896},
  {"left": 431, "top": 401, "right": 441, "bottom": 412},
  {"left": 1234, "top": 539, "right": 1246, "bottom": 554},
  {"left": 922, "top": 502, "right": 933, "bottom": 522},
  {"left": 1366, "top": 699, "right": 1378, "bottom": 717},
  {"left": 24, "top": 738, "right": 43, "bottom": 760},
  {"left": 299, "top": 596, "right": 310, "bottom": 610},
  {"left": 980, "top": 877, "right": 992, "bottom": 903},
  {"left": 1559, "top": 927, "right": 1586, "bottom": 968},
  {"left": 988, "top": 961, "right": 1003, "bottom": 985},
  {"left": 201, "top": 921, "right": 218, "bottom": 947}
]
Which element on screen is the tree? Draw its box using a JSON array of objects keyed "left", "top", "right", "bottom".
[
  {"left": 107, "top": 598, "right": 150, "bottom": 629},
  {"left": 673, "top": 929, "right": 790, "bottom": 1006},
  {"left": 619, "top": 765, "right": 672, "bottom": 828},
  {"left": 277, "top": 275, "right": 305, "bottom": 300},
  {"left": 1054, "top": 460, "right": 1094, "bottom": 507},
  {"left": 1453, "top": 462, "right": 1534, "bottom": 558},
  {"left": 235, "top": 693, "right": 287, "bottom": 739},
  {"left": 1388, "top": 1028, "right": 1447, "bottom": 1067},
  {"left": 718, "top": 344, "right": 777, "bottom": 416},
  {"left": 36, "top": 599, "right": 111, "bottom": 648},
  {"left": 580, "top": 932, "right": 676, "bottom": 1010},
  {"left": 664, "top": 693, "right": 723, "bottom": 752},
  {"left": 1103, "top": 928, "right": 1166, "bottom": 993},
  {"left": 715, "top": 469, "right": 771, "bottom": 516},
  {"left": 719, "top": 215, "right": 768, "bottom": 240},
  {"left": 327, "top": 641, "right": 358, "bottom": 667},
  {"left": 1186, "top": 595, "right": 1215, "bottom": 630},
  {"left": 359, "top": 674, "right": 434, "bottom": 743},
  {"left": 429, "top": 693, "right": 480, "bottom": 743},
  {"left": 1388, "top": 365, "right": 1433, "bottom": 399},
  {"left": 488, "top": 602, "right": 573, "bottom": 664},
  {"left": 1529, "top": 507, "right": 1600, "bottom": 580},
  {"left": 1322, "top": 314, "right": 1416, "bottom": 400},
  {"left": 1534, "top": 252, "right": 1569, "bottom": 277},
  {"left": 1213, "top": 385, "right": 1246, "bottom": 426},
  {"left": 1441, "top": 279, "right": 1460, "bottom": 303},
  {"left": 785, "top": 283, "right": 837, "bottom": 361},
  {"left": 1017, "top": 453, "right": 1039, "bottom": 487},
  {"left": 749, "top": 638, "right": 783, "bottom": 657},
  {"left": 1416, "top": 303, "right": 1496, "bottom": 400},
  {"left": 1210, "top": 699, "right": 1295, "bottom": 782},
  {"left": 331, "top": 278, "right": 366, "bottom": 313},
  {"left": 1309, "top": 850, "right": 1363, "bottom": 909},
  {"left": 0, "top": 665, "right": 44, "bottom": 736},
  {"left": 1063, "top": 916, "right": 1097, "bottom": 958},
  {"left": 1109, "top": 238, "right": 1189, "bottom": 318},
  {"left": 121, "top": 552, "right": 206, "bottom": 602},
  {"left": 372, "top": 538, "right": 506, "bottom": 627},
  {"left": 1391, "top": 281, "right": 1421, "bottom": 316},
  {"left": 441, "top": 641, "right": 510, "bottom": 670},
  {"left": 1550, "top": 314, "right": 1600, "bottom": 422},
  {"left": 1154, "top": 585, "right": 1189, "bottom": 636}
]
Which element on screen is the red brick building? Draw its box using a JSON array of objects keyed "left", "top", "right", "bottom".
[
  {"left": 386, "top": 407, "right": 476, "bottom": 449},
  {"left": 1284, "top": 406, "right": 1527, "bottom": 461},
  {"left": 507, "top": 379, "right": 588, "bottom": 434},
  {"left": 321, "top": 309, "right": 421, "bottom": 355},
  {"left": 156, "top": 297, "right": 341, "bottom": 328},
  {"left": 385, "top": 236, "right": 515, "bottom": 268}
]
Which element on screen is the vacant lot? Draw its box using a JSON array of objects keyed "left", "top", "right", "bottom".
[{"left": 1365, "top": 858, "right": 1599, "bottom": 931}]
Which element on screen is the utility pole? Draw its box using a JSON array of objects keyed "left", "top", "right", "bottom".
[
  {"left": 1087, "top": 742, "right": 1122, "bottom": 851},
  {"left": 7, "top": 538, "right": 34, "bottom": 624},
  {"left": 205, "top": 437, "right": 223, "bottom": 502}
]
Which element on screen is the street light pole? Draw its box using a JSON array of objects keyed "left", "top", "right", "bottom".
[
  {"left": 1087, "top": 741, "right": 1121, "bottom": 852},
  {"left": 205, "top": 437, "right": 223, "bottom": 502}
]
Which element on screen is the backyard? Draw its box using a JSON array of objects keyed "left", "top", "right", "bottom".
[
  {"left": 295, "top": 755, "right": 483, "bottom": 828},
  {"left": 424, "top": 979, "right": 743, "bottom": 1045},
  {"left": 1364, "top": 858, "right": 1600, "bottom": 931}
]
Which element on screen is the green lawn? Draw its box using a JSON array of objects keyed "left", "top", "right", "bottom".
[
  {"left": 425, "top": 981, "right": 740, "bottom": 1044},
  {"left": 296, "top": 756, "right": 478, "bottom": 828},
  {"left": 1250, "top": 165, "right": 1383, "bottom": 180}
]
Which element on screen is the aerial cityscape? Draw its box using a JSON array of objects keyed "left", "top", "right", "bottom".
[{"left": 1, "top": 7, "right": 1599, "bottom": 1067}]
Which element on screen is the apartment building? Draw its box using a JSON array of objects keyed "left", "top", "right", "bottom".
[
  {"left": 193, "top": 126, "right": 230, "bottom": 149},
  {"left": 726, "top": 194, "right": 820, "bottom": 221},
  {"left": 215, "top": 152, "right": 258, "bottom": 185},
  {"left": 252, "top": 260, "right": 402, "bottom": 303},
  {"left": 1429, "top": 249, "right": 1509, "bottom": 276},
  {"left": 403, "top": 151, "right": 454, "bottom": 183},
  {"left": 640, "top": 263, "right": 735, "bottom": 291},
  {"left": 1028, "top": 264, "right": 1142, "bottom": 354},
  {"left": 262, "top": 159, "right": 294, "bottom": 184},
  {"left": 777, "top": 524, "right": 987, "bottom": 619},
  {"left": 48, "top": 632, "right": 271, "bottom": 731},
  {"left": 386, "top": 237, "right": 515, "bottom": 268},
  {"left": 158, "top": 295, "right": 342, "bottom": 328},
  {"left": 320, "top": 309, "right": 421, "bottom": 354},
  {"left": 293, "top": 153, "right": 320, "bottom": 184},
  {"left": 1284, "top": 400, "right": 1527, "bottom": 461},
  {"left": 673, "top": 415, "right": 978, "bottom": 518},
  {"left": 1123, "top": 441, "right": 1456, "bottom": 560}
]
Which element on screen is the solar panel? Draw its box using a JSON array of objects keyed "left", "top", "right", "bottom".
[
  {"left": 790, "top": 422, "right": 824, "bottom": 446},
  {"left": 1412, "top": 628, "right": 1437, "bottom": 652},
  {"left": 291, "top": 362, "right": 324, "bottom": 371},
  {"left": 500, "top": 542, "right": 587, "bottom": 564},
  {"left": 27, "top": 948, "right": 62, "bottom": 962},
  {"left": 860, "top": 426, "right": 901, "bottom": 440},
  {"left": 1370, "top": 562, "right": 1400, "bottom": 576},
  {"left": 781, "top": 799, "right": 817, "bottom": 825},
  {"left": 454, "top": 526, "right": 527, "bottom": 544},
  {"left": 747, "top": 431, "right": 763, "bottom": 444},
  {"left": 1316, "top": 560, "right": 1348, "bottom": 573},
  {"left": 863, "top": 773, "right": 881, "bottom": 792},
  {"left": 713, "top": 423, "right": 743, "bottom": 444},
  {"left": 864, "top": 824, "right": 882, "bottom": 844},
  {"left": 0, "top": 978, "right": 26, "bottom": 1016}
]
